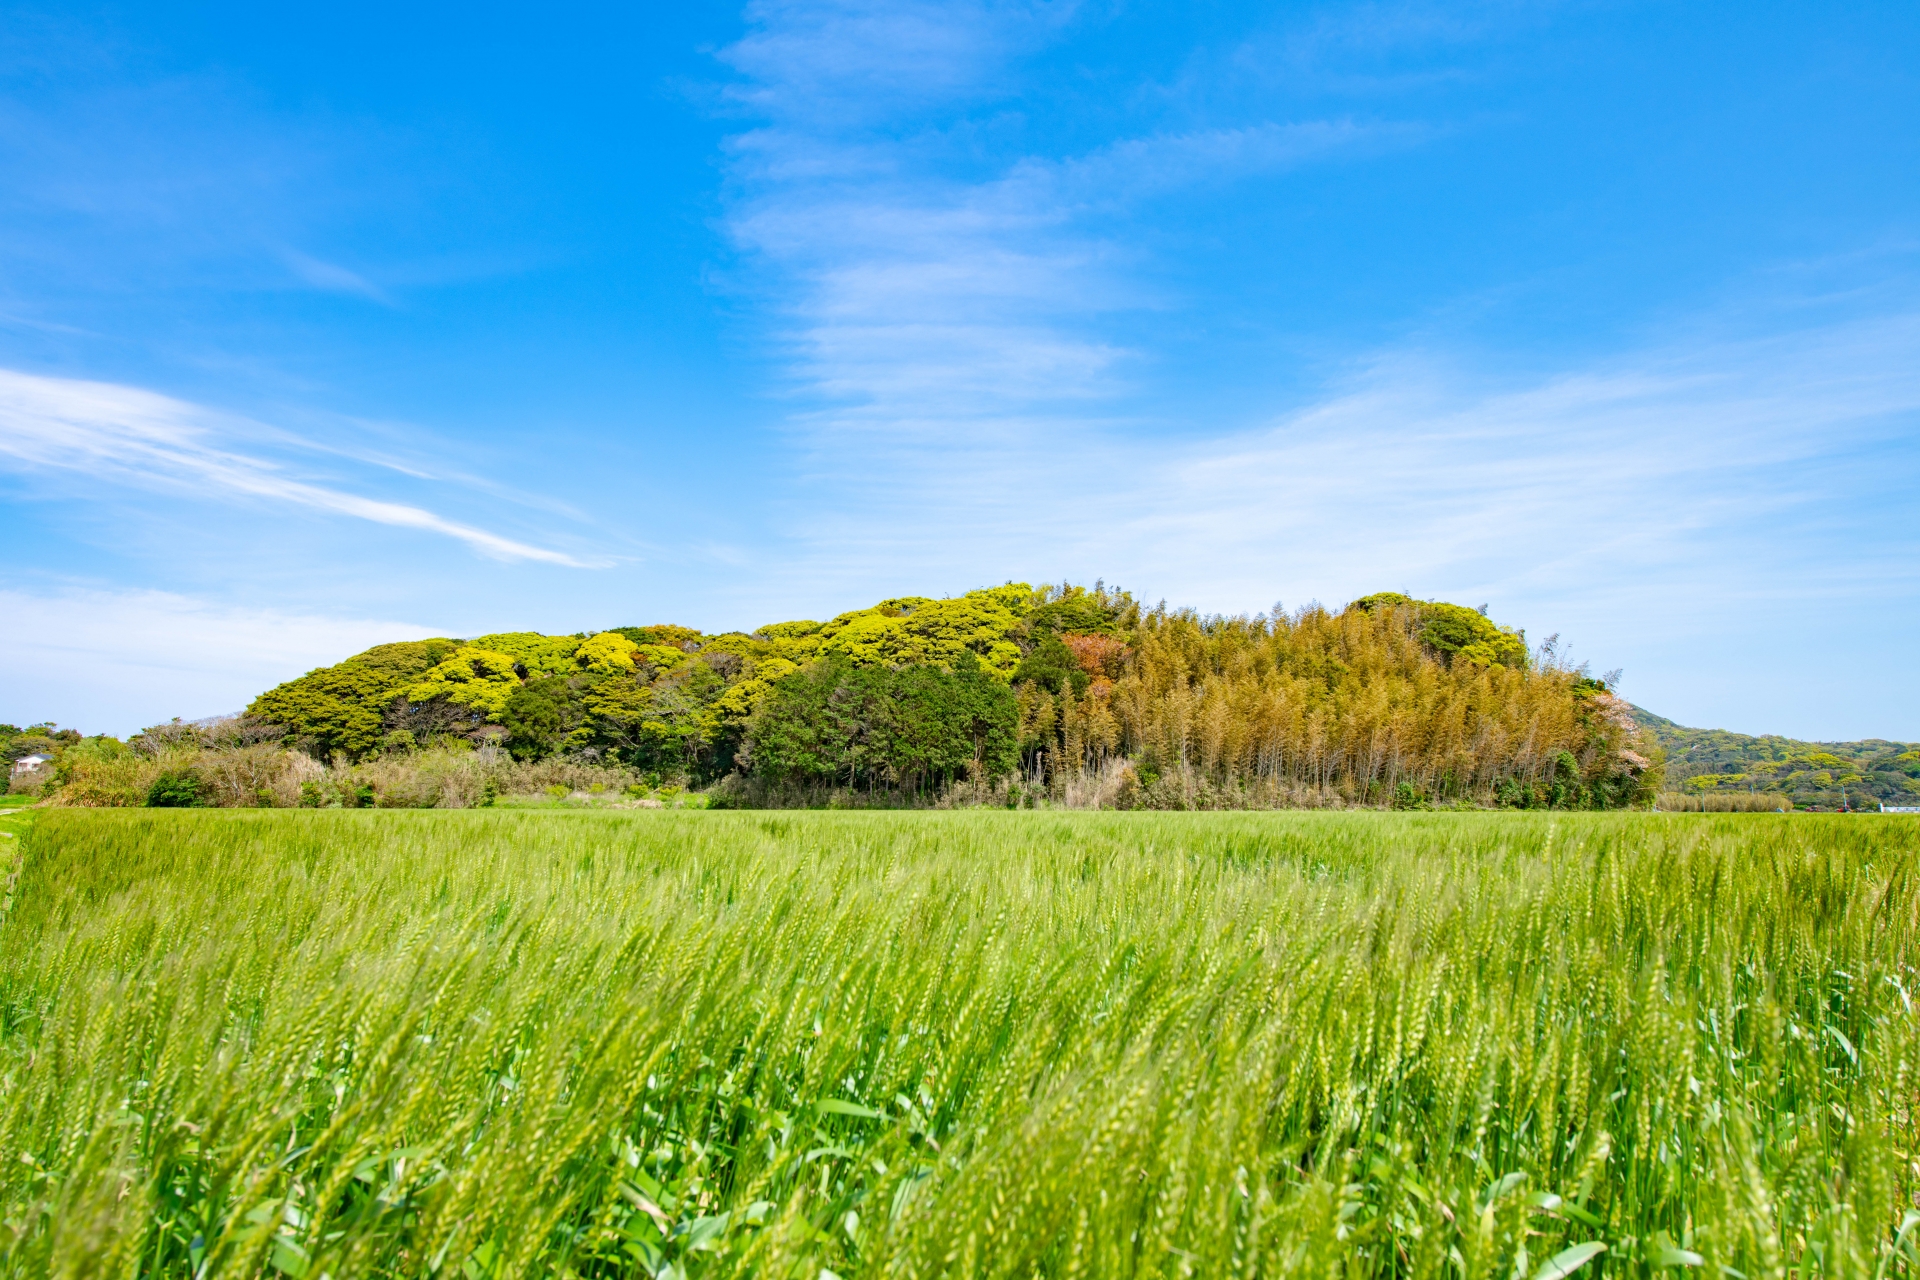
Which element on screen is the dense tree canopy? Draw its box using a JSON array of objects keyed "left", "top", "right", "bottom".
[
  {"left": 248, "top": 639, "right": 461, "bottom": 760},
  {"left": 746, "top": 655, "right": 1016, "bottom": 794},
  {"left": 239, "top": 583, "right": 1659, "bottom": 807},
  {"left": 1634, "top": 708, "right": 1918, "bottom": 809},
  {"left": 1, "top": 722, "right": 81, "bottom": 765}
]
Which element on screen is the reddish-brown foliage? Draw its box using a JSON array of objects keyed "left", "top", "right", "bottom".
[{"left": 1062, "top": 633, "right": 1130, "bottom": 679}]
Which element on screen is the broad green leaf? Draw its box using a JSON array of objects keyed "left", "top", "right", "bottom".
[
  {"left": 617, "top": 1180, "right": 672, "bottom": 1228},
  {"left": 682, "top": 1214, "right": 729, "bottom": 1250},
  {"left": 269, "top": 1238, "right": 311, "bottom": 1278},
  {"left": 1649, "top": 1232, "right": 1703, "bottom": 1267},
  {"left": 803, "top": 1144, "right": 855, "bottom": 1162},
  {"left": 1650, "top": 1245, "right": 1704, "bottom": 1267},
  {"left": 1484, "top": 1172, "right": 1527, "bottom": 1206},
  {"left": 1533, "top": 1242, "right": 1607, "bottom": 1280},
  {"left": 623, "top": 1237, "right": 664, "bottom": 1271}
]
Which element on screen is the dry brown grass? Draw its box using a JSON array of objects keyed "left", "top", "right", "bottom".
[{"left": 1658, "top": 790, "right": 1795, "bottom": 812}]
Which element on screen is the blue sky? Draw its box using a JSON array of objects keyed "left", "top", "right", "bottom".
[{"left": 1, "top": 0, "right": 1916, "bottom": 740}]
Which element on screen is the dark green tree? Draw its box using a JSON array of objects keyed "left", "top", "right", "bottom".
[
  {"left": 501, "top": 677, "right": 591, "bottom": 761},
  {"left": 746, "top": 656, "right": 1016, "bottom": 796},
  {"left": 146, "top": 770, "right": 204, "bottom": 808},
  {"left": 1011, "top": 637, "right": 1088, "bottom": 696}
]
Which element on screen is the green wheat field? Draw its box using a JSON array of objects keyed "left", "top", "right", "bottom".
[{"left": 0, "top": 809, "right": 1915, "bottom": 1279}]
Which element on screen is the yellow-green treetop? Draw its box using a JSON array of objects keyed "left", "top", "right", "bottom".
[
  {"left": 471, "top": 632, "right": 582, "bottom": 677},
  {"left": 573, "top": 631, "right": 641, "bottom": 675},
  {"left": 239, "top": 582, "right": 1654, "bottom": 809},
  {"left": 1349, "top": 592, "right": 1529, "bottom": 669},
  {"left": 405, "top": 647, "right": 523, "bottom": 718}
]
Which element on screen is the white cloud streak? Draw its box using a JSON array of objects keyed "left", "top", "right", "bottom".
[
  {"left": 722, "top": 2, "right": 1414, "bottom": 429},
  {"left": 280, "top": 250, "right": 392, "bottom": 304},
  {"left": 0, "top": 368, "right": 595, "bottom": 566},
  {"left": 1130, "top": 314, "right": 1920, "bottom": 604},
  {"left": 721, "top": 0, "right": 1060, "bottom": 126},
  {"left": 762, "top": 311, "right": 1920, "bottom": 601}
]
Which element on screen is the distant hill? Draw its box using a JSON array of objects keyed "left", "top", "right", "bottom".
[
  {"left": 228, "top": 585, "right": 1659, "bottom": 810},
  {"left": 11, "top": 586, "right": 1665, "bottom": 812},
  {"left": 1632, "top": 707, "right": 1920, "bottom": 809}
]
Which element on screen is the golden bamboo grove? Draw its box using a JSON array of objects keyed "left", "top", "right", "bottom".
[{"left": 1015, "top": 599, "right": 1656, "bottom": 808}]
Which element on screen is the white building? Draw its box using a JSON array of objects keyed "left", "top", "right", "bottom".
[{"left": 8, "top": 754, "right": 49, "bottom": 779}]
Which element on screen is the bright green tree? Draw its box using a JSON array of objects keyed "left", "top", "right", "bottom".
[
  {"left": 406, "top": 648, "right": 523, "bottom": 719},
  {"left": 472, "top": 632, "right": 581, "bottom": 677},
  {"left": 572, "top": 631, "right": 641, "bottom": 675},
  {"left": 248, "top": 639, "right": 461, "bottom": 759},
  {"left": 1351, "top": 593, "right": 1528, "bottom": 668}
]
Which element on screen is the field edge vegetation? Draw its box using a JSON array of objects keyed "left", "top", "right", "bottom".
[{"left": 9, "top": 585, "right": 1664, "bottom": 812}]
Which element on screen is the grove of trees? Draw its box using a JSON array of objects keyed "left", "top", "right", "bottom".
[{"left": 230, "top": 583, "right": 1662, "bottom": 809}]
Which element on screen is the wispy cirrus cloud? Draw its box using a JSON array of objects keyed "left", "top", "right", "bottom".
[
  {"left": 712, "top": 3, "right": 1918, "bottom": 684},
  {"left": 719, "top": 0, "right": 1060, "bottom": 126},
  {"left": 706, "top": 0, "right": 1920, "bottom": 736},
  {"left": 1130, "top": 312, "right": 1920, "bottom": 603},
  {"left": 753, "top": 307, "right": 1920, "bottom": 601},
  {"left": 719, "top": 0, "right": 1415, "bottom": 426},
  {"left": 0, "top": 369, "right": 598, "bottom": 566},
  {"left": 279, "top": 249, "right": 392, "bottom": 304}
]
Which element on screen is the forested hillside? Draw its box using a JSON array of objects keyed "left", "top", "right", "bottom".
[
  {"left": 1633, "top": 708, "right": 1919, "bottom": 810},
  {"left": 219, "top": 584, "right": 1657, "bottom": 809}
]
